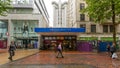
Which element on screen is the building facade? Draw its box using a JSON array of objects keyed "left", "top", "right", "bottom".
[
  {"left": 67, "top": 0, "right": 120, "bottom": 42},
  {"left": 52, "top": 0, "right": 68, "bottom": 27},
  {"left": 0, "top": 0, "right": 49, "bottom": 49}
]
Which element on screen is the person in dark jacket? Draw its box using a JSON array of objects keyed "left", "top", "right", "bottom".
[
  {"left": 110, "top": 42, "right": 116, "bottom": 57},
  {"left": 8, "top": 41, "right": 16, "bottom": 61}
]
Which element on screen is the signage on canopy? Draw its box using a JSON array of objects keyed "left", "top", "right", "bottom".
[{"left": 34, "top": 28, "right": 86, "bottom": 33}]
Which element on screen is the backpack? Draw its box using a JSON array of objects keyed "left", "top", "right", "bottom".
[{"left": 110, "top": 46, "right": 116, "bottom": 52}]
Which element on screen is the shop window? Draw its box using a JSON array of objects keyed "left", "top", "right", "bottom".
[
  {"left": 49, "top": 37, "right": 52, "bottom": 40},
  {"left": 18, "top": 27, "right": 20, "bottom": 31},
  {"left": 60, "top": 37, "right": 64, "bottom": 40},
  {"left": 53, "top": 37, "right": 56, "bottom": 40},
  {"left": 65, "top": 37, "right": 68, "bottom": 40},
  {"left": 57, "top": 37, "right": 60, "bottom": 40},
  {"left": 72, "top": 37, "right": 76, "bottom": 39},
  {"left": 31, "top": 27, "right": 33, "bottom": 32},
  {"left": 45, "top": 37, "right": 48, "bottom": 40},
  {"left": 21, "top": 27, "right": 23, "bottom": 31},
  {"left": 68, "top": 37, "right": 71, "bottom": 40}
]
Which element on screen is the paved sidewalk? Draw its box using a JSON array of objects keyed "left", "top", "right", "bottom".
[
  {"left": 0, "top": 49, "right": 7, "bottom": 53},
  {"left": 0, "top": 49, "right": 39, "bottom": 65},
  {"left": 1, "top": 50, "right": 120, "bottom": 68},
  {"left": 1, "top": 51, "right": 120, "bottom": 68}
]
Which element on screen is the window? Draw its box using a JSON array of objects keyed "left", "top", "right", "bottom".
[
  {"left": 103, "top": 25, "right": 114, "bottom": 33},
  {"left": 1, "top": 24, "right": 6, "bottom": 28},
  {"left": 18, "top": 0, "right": 22, "bottom": 4},
  {"left": 9, "top": 9, "right": 32, "bottom": 14},
  {"left": 80, "top": 24, "right": 86, "bottom": 28},
  {"left": 91, "top": 25, "right": 96, "bottom": 33},
  {"left": 29, "top": 0, "right": 33, "bottom": 4},
  {"left": 80, "top": 14, "right": 85, "bottom": 21},
  {"left": 31, "top": 27, "right": 34, "bottom": 32},
  {"left": 80, "top": 3, "right": 85, "bottom": 10},
  {"left": 18, "top": 27, "right": 21, "bottom": 32},
  {"left": 110, "top": 25, "right": 113, "bottom": 32},
  {"left": 103, "top": 25, "right": 108, "bottom": 33},
  {"left": 17, "top": 0, "right": 26, "bottom": 4},
  {"left": 9, "top": 9, "right": 16, "bottom": 13}
]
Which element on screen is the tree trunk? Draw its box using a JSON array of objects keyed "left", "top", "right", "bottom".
[{"left": 111, "top": 0, "right": 116, "bottom": 45}]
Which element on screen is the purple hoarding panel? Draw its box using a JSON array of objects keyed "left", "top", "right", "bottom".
[{"left": 77, "top": 41, "right": 92, "bottom": 52}]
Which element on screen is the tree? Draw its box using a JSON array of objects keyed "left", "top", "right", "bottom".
[
  {"left": 81, "top": 0, "right": 120, "bottom": 45},
  {"left": 0, "top": 0, "right": 11, "bottom": 16}
]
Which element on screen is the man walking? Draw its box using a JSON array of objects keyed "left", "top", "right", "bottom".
[{"left": 8, "top": 41, "right": 16, "bottom": 61}]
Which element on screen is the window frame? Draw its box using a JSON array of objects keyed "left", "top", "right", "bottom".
[
  {"left": 91, "top": 25, "right": 96, "bottom": 33},
  {"left": 80, "top": 3, "right": 85, "bottom": 10},
  {"left": 80, "top": 14, "right": 85, "bottom": 21}
]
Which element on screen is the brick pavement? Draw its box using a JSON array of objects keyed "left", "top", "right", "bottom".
[
  {"left": 1, "top": 51, "right": 120, "bottom": 68},
  {"left": 0, "top": 49, "right": 7, "bottom": 53}
]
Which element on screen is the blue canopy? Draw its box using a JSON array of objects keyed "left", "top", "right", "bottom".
[{"left": 34, "top": 28, "right": 85, "bottom": 32}]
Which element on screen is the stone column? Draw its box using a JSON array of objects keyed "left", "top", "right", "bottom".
[
  {"left": 39, "top": 35, "right": 44, "bottom": 50},
  {"left": 38, "top": 35, "right": 40, "bottom": 49},
  {"left": 7, "top": 19, "right": 12, "bottom": 47},
  {"left": 86, "top": 23, "right": 90, "bottom": 33},
  {"left": 37, "top": 35, "right": 43, "bottom": 50}
]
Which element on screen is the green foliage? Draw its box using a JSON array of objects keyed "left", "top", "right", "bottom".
[
  {"left": 81, "top": 0, "right": 120, "bottom": 23},
  {"left": 0, "top": 0, "right": 12, "bottom": 16},
  {"left": 81, "top": 0, "right": 120, "bottom": 45}
]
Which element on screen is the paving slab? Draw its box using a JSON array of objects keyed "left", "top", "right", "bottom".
[
  {"left": 0, "top": 49, "right": 39, "bottom": 65},
  {"left": 1, "top": 51, "right": 120, "bottom": 68}
]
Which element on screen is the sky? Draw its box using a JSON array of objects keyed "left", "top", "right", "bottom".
[{"left": 44, "top": 0, "right": 68, "bottom": 27}]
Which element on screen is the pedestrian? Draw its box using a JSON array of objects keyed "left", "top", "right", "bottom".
[
  {"left": 8, "top": 41, "right": 16, "bottom": 61},
  {"left": 56, "top": 42, "right": 64, "bottom": 58},
  {"left": 106, "top": 43, "right": 110, "bottom": 55},
  {"left": 110, "top": 42, "right": 116, "bottom": 57}
]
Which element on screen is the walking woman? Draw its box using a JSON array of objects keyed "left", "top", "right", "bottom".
[
  {"left": 8, "top": 41, "right": 16, "bottom": 61},
  {"left": 56, "top": 42, "right": 64, "bottom": 58}
]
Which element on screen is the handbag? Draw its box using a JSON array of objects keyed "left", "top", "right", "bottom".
[{"left": 112, "top": 53, "right": 118, "bottom": 59}]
